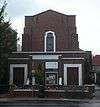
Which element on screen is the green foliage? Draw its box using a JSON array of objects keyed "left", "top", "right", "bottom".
[
  {"left": 32, "top": 64, "right": 45, "bottom": 98},
  {"left": 0, "top": 2, "right": 17, "bottom": 85},
  {"left": 84, "top": 51, "right": 93, "bottom": 84},
  {"left": 0, "top": 1, "right": 7, "bottom": 22},
  {"left": 32, "top": 64, "right": 44, "bottom": 85}
]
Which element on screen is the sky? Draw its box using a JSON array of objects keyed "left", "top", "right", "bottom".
[{"left": 1, "top": 0, "right": 100, "bottom": 55}]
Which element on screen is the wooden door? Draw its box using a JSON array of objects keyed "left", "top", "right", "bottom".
[
  {"left": 67, "top": 67, "right": 79, "bottom": 85},
  {"left": 13, "top": 67, "right": 24, "bottom": 86}
]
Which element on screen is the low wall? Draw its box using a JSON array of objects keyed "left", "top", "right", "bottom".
[
  {"left": 64, "top": 85, "right": 95, "bottom": 98},
  {"left": 10, "top": 85, "right": 95, "bottom": 98}
]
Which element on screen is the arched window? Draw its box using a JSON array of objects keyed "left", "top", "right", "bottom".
[{"left": 44, "top": 31, "right": 56, "bottom": 52}]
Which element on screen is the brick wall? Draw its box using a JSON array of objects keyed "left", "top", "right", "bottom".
[{"left": 22, "top": 10, "right": 79, "bottom": 51}]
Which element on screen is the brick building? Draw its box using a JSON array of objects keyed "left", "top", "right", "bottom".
[
  {"left": 9, "top": 10, "right": 93, "bottom": 92},
  {"left": 92, "top": 55, "right": 100, "bottom": 84},
  {"left": 22, "top": 10, "right": 79, "bottom": 52}
]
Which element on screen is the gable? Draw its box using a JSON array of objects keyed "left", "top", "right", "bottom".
[
  {"left": 32, "top": 10, "right": 68, "bottom": 17},
  {"left": 23, "top": 10, "right": 79, "bottom": 52}
]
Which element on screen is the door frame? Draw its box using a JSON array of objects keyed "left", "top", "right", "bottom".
[
  {"left": 64, "top": 64, "right": 82, "bottom": 86},
  {"left": 10, "top": 64, "right": 28, "bottom": 85}
]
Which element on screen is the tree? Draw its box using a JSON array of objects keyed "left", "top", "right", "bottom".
[
  {"left": 32, "top": 64, "right": 44, "bottom": 85},
  {"left": 32, "top": 64, "right": 45, "bottom": 98},
  {"left": 0, "top": 2, "right": 17, "bottom": 86}
]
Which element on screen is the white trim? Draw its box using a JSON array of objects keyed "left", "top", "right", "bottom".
[
  {"left": 64, "top": 64, "right": 82, "bottom": 86},
  {"left": 12, "top": 51, "right": 85, "bottom": 54},
  {"left": 8, "top": 57, "right": 84, "bottom": 60},
  {"left": 10, "top": 64, "right": 28, "bottom": 85},
  {"left": 94, "top": 73, "right": 96, "bottom": 83},
  {"left": 59, "top": 77, "right": 62, "bottom": 85},
  {"left": 62, "top": 58, "right": 84, "bottom": 60},
  {"left": 8, "top": 58, "right": 29, "bottom": 60},
  {"left": 44, "top": 31, "right": 56, "bottom": 52},
  {"left": 32, "top": 55, "right": 59, "bottom": 60}
]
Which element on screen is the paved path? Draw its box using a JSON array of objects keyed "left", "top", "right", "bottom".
[{"left": 0, "top": 99, "right": 100, "bottom": 107}]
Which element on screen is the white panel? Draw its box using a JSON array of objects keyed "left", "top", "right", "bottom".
[
  {"left": 59, "top": 77, "right": 62, "bottom": 85},
  {"left": 62, "top": 58, "right": 84, "bottom": 60},
  {"left": 32, "top": 55, "right": 59, "bottom": 60},
  {"left": 45, "top": 62, "right": 58, "bottom": 69}
]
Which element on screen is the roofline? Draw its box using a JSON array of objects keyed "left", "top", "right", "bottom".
[
  {"left": 12, "top": 51, "right": 86, "bottom": 54},
  {"left": 25, "top": 10, "right": 76, "bottom": 17}
]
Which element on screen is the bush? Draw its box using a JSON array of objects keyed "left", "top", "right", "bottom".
[{"left": 0, "top": 84, "right": 9, "bottom": 94}]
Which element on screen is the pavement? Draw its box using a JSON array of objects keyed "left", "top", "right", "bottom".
[
  {"left": 0, "top": 97, "right": 93, "bottom": 103},
  {"left": 0, "top": 94, "right": 99, "bottom": 103}
]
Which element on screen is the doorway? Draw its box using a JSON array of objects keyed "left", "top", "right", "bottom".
[
  {"left": 67, "top": 67, "right": 79, "bottom": 85},
  {"left": 10, "top": 64, "right": 28, "bottom": 86},
  {"left": 13, "top": 67, "right": 24, "bottom": 86},
  {"left": 64, "top": 64, "right": 82, "bottom": 85}
]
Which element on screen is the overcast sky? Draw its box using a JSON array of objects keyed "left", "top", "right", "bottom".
[{"left": 1, "top": 0, "right": 100, "bottom": 55}]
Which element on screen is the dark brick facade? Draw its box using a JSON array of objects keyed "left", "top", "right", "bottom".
[
  {"left": 9, "top": 51, "right": 92, "bottom": 85},
  {"left": 22, "top": 10, "right": 79, "bottom": 51},
  {"left": 8, "top": 10, "right": 94, "bottom": 98}
]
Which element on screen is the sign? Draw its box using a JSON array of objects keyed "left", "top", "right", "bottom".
[{"left": 45, "top": 62, "right": 58, "bottom": 69}]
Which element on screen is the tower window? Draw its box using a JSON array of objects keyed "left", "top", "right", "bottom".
[{"left": 44, "top": 31, "right": 56, "bottom": 52}]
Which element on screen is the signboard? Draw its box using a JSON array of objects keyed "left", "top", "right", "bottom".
[{"left": 45, "top": 62, "right": 58, "bottom": 69}]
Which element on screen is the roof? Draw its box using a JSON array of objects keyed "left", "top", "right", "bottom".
[
  {"left": 25, "top": 10, "right": 76, "bottom": 17},
  {"left": 92, "top": 55, "right": 100, "bottom": 65}
]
